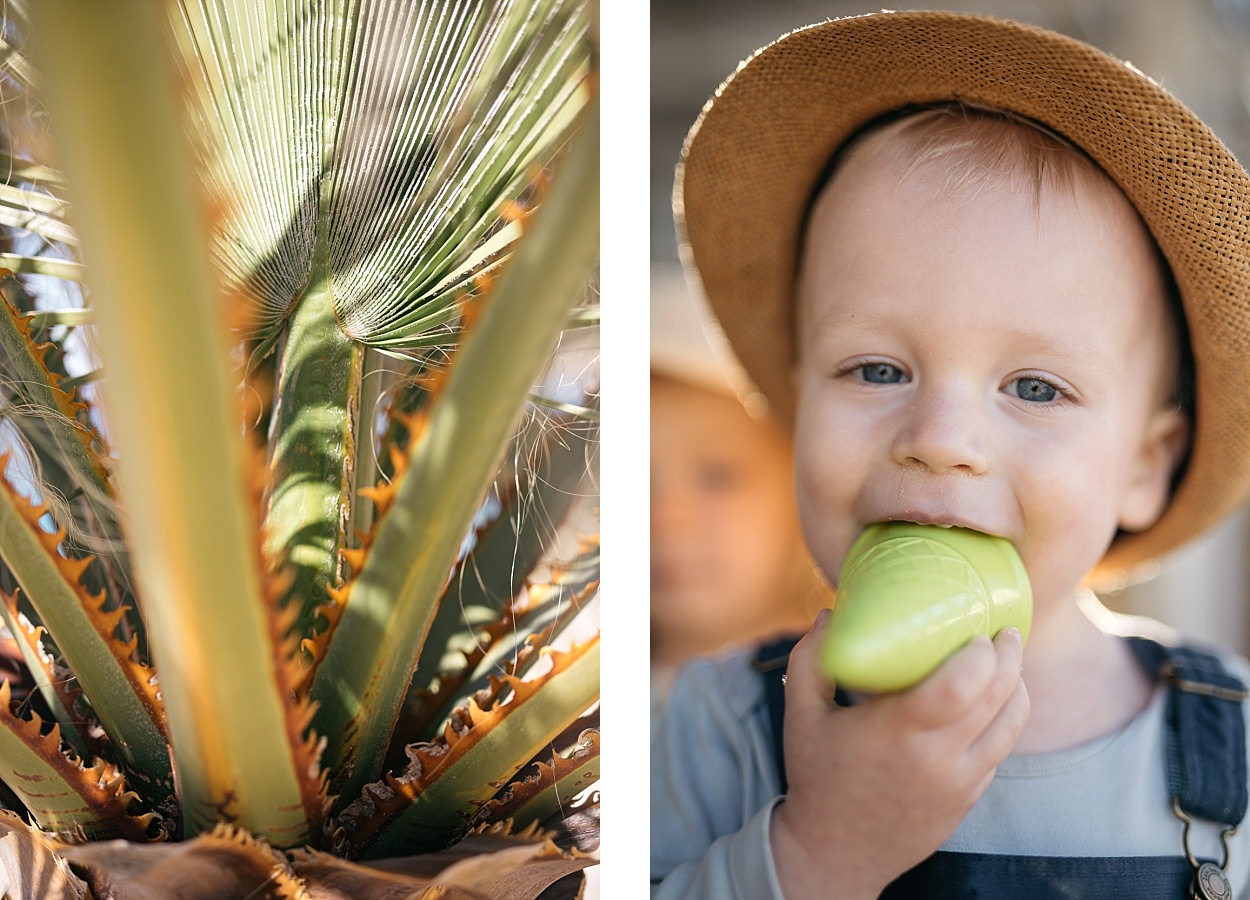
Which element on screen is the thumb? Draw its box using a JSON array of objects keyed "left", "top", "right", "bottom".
[{"left": 783, "top": 608, "right": 836, "bottom": 715}]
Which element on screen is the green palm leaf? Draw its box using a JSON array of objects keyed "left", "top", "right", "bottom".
[
  {"left": 0, "top": 0, "right": 598, "bottom": 882},
  {"left": 32, "top": 0, "right": 326, "bottom": 845},
  {"left": 169, "top": 0, "right": 591, "bottom": 630}
]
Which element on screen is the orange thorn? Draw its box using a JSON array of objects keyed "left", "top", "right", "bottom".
[
  {"left": 472, "top": 270, "right": 497, "bottom": 296},
  {"left": 388, "top": 443, "right": 408, "bottom": 475},
  {"left": 500, "top": 199, "right": 528, "bottom": 224},
  {"left": 340, "top": 547, "right": 367, "bottom": 572}
]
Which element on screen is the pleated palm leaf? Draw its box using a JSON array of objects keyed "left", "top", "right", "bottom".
[{"left": 0, "top": 0, "right": 598, "bottom": 893}]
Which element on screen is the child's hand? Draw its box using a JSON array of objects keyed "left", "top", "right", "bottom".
[{"left": 770, "top": 609, "right": 1030, "bottom": 899}]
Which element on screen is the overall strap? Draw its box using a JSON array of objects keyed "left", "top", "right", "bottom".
[
  {"left": 882, "top": 852, "right": 1197, "bottom": 898},
  {"left": 751, "top": 635, "right": 799, "bottom": 794},
  {"left": 1126, "top": 636, "right": 1249, "bottom": 827},
  {"left": 751, "top": 633, "right": 852, "bottom": 794}
]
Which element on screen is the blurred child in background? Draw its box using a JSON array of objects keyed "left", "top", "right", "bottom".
[{"left": 651, "top": 266, "right": 825, "bottom": 708}]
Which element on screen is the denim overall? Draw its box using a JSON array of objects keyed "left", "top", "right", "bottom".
[{"left": 753, "top": 635, "right": 1247, "bottom": 899}]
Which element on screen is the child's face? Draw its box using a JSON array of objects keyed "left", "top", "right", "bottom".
[
  {"left": 792, "top": 137, "right": 1189, "bottom": 610},
  {"left": 650, "top": 374, "right": 810, "bottom": 656}
]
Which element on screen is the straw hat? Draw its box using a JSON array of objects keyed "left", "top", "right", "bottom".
[{"left": 675, "top": 10, "right": 1250, "bottom": 582}]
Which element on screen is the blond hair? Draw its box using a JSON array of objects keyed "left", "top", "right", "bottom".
[{"left": 861, "top": 104, "right": 1091, "bottom": 203}]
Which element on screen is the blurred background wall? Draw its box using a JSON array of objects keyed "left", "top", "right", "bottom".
[{"left": 651, "top": 0, "right": 1250, "bottom": 654}]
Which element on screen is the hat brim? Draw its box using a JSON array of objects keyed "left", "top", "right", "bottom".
[{"left": 676, "top": 10, "right": 1250, "bottom": 583}]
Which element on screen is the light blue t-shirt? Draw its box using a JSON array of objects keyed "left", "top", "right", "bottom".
[{"left": 650, "top": 638, "right": 1250, "bottom": 898}]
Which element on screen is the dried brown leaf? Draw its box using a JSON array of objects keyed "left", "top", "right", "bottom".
[
  {"left": 0, "top": 810, "right": 88, "bottom": 900},
  {"left": 60, "top": 822, "right": 307, "bottom": 900},
  {"left": 292, "top": 834, "right": 589, "bottom": 900}
]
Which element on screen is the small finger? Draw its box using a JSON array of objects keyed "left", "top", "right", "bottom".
[
  {"left": 904, "top": 633, "right": 998, "bottom": 725},
  {"left": 945, "top": 627, "right": 1026, "bottom": 739},
  {"left": 969, "top": 675, "right": 1030, "bottom": 769},
  {"left": 978, "top": 627, "right": 1025, "bottom": 711},
  {"left": 993, "top": 626, "right": 1025, "bottom": 665},
  {"left": 782, "top": 608, "right": 839, "bottom": 716}
]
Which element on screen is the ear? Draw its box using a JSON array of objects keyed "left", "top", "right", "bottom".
[{"left": 1118, "top": 407, "right": 1191, "bottom": 533}]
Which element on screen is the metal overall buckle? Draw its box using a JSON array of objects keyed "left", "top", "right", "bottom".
[{"left": 1173, "top": 796, "right": 1236, "bottom": 900}]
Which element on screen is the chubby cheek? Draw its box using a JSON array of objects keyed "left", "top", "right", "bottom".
[
  {"left": 791, "top": 391, "right": 864, "bottom": 587},
  {"left": 1009, "top": 434, "right": 1124, "bottom": 607}
]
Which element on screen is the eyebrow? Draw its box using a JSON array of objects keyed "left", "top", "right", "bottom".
[{"left": 803, "top": 307, "right": 898, "bottom": 338}]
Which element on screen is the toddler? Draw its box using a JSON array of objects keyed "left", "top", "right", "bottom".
[{"left": 652, "top": 11, "right": 1250, "bottom": 899}]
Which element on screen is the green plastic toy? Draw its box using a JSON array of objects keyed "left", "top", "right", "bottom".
[{"left": 819, "top": 522, "right": 1032, "bottom": 693}]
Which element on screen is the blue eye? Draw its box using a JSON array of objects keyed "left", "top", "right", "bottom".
[
  {"left": 1013, "top": 377, "right": 1058, "bottom": 403},
  {"left": 859, "top": 363, "right": 906, "bottom": 384}
]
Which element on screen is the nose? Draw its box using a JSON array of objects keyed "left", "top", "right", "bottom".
[{"left": 891, "top": 387, "right": 990, "bottom": 475}]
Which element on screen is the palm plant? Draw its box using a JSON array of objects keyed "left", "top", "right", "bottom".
[{"left": 0, "top": 0, "right": 599, "bottom": 895}]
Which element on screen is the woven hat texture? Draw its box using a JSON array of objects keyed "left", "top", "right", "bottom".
[{"left": 676, "top": 10, "right": 1250, "bottom": 581}]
